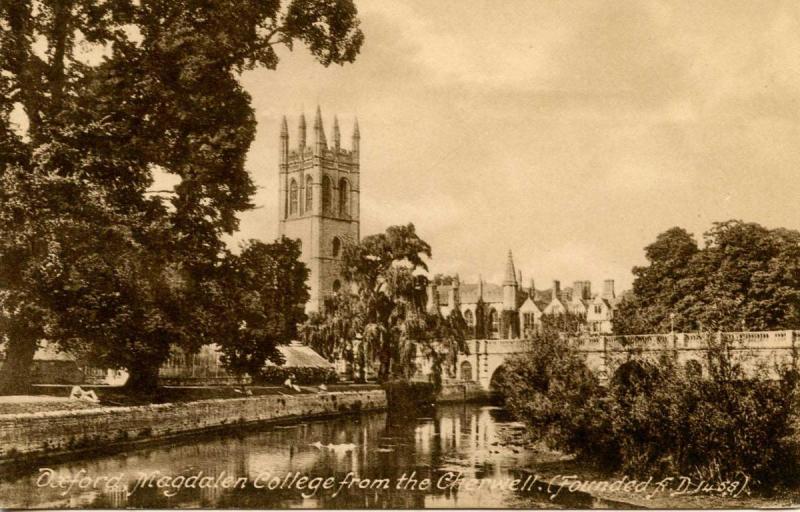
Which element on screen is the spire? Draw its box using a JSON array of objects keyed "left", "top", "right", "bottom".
[
  {"left": 478, "top": 274, "right": 484, "bottom": 300},
  {"left": 333, "top": 116, "right": 341, "bottom": 149},
  {"left": 352, "top": 117, "right": 360, "bottom": 161},
  {"left": 298, "top": 113, "right": 306, "bottom": 148},
  {"left": 503, "top": 250, "right": 517, "bottom": 286},
  {"left": 280, "top": 116, "right": 288, "bottom": 137}
]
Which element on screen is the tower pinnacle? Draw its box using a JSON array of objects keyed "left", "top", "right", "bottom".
[
  {"left": 352, "top": 117, "right": 360, "bottom": 161},
  {"left": 333, "top": 116, "right": 341, "bottom": 149},
  {"left": 313, "top": 106, "right": 327, "bottom": 153},
  {"left": 298, "top": 113, "right": 306, "bottom": 148}
]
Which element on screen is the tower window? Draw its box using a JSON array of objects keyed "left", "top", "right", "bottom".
[
  {"left": 339, "top": 178, "right": 350, "bottom": 217},
  {"left": 322, "top": 175, "right": 332, "bottom": 213},
  {"left": 332, "top": 279, "right": 341, "bottom": 293},
  {"left": 305, "top": 175, "right": 313, "bottom": 212},
  {"left": 289, "top": 179, "right": 298, "bottom": 215},
  {"left": 332, "top": 236, "right": 341, "bottom": 257}
]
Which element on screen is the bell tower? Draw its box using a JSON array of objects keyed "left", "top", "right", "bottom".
[{"left": 278, "top": 107, "right": 361, "bottom": 312}]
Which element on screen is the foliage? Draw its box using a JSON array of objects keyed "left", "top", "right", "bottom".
[
  {"left": 0, "top": 0, "right": 363, "bottom": 393},
  {"left": 256, "top": 365, "right": 337, "bottom": 386},
  {"left": 302, "top": 292, "right": 363, "bottom": 370},
  {"left": 216, "top": 237, "right": 309, "bottom": 381},
  {"left": 500, "top": 332, "right": 800, "bottom": 489},
  {"left": 615, "top": 221, "right": 800, "bottom": 334},
  {"left": 301, "top": 224, "right": 467, "bottom": 388},
  {"left": 495, "top": 316, "right": 603, "bottom": 458}
]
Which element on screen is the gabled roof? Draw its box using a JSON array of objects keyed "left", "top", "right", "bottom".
[
  {"left": 268, "top": 341, "right": 334, "bottom": 369},
  {"left": 436, "top": 283, "right": 504, "bottom": 305},
  {"left": 519, "top": 297, "right": 543, "bottom": 313}
]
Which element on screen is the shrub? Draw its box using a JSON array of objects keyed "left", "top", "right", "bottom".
[
  {"left": 499, "top": 331, "right": 800, "bottom": 490},
  {"left": 255, "top": 366, "right": 338, "bottom": 385}
]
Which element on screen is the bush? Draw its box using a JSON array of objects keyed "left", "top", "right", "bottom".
[
  {"left": 255, "top": 366, "right": 338, "bottom": 385},
  {"left": 499, "top": 331, "right": 800, "bottom": 490}
]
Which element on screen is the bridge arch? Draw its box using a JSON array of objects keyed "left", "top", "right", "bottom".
[{"left": 488, "top": 364, "right": 508, "bottom": 392}]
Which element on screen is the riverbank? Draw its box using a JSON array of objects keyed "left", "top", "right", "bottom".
[
  {"left": 491, "top": 416, "right": 800, "bottom": 509},
  {"left": 0, "top": 389, "right": 386, "bottom": 467}
]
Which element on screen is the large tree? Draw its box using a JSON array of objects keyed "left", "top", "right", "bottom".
[
  {"left": 0, "top": 0, "right": 363, "bottom": 393},
  {"left": 216, "top": 237, "right": 309, "bottom": 382},
  {"left": 302, "top": 224, "right": 467, "bottom": 385},
  {"left": 615, "top": 221, "right": 800, "bottom": 334}
]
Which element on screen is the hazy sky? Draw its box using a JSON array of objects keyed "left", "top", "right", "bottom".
[{"left": 230, "top": 0, "right": 800, "bottom": 291}]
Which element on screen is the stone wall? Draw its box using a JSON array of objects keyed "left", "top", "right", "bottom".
[
  {"left": 0, "top": 390, "right": 386, "bottom": 461},
  {"left": 437, "top": 381, "right": 488, "bottom": 402}
]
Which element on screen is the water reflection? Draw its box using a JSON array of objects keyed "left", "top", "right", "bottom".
[{"left": 0, "top": 404, "right": 591, "bottom": 509}]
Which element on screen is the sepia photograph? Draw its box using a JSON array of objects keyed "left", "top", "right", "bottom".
[{"left": 1, "top": 0, "right": 799, "bottom": 509}]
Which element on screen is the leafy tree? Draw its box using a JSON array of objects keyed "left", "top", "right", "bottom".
[
  {"left": 496, "top": 313, "right": 603, "bottom": 459},
  {"left": 615, "top": 221, "right": 800, "bottom": 334},
  {"left": 0, "top": 0, "right": 363, "bottom": 393},
  {"left": 613, "top": 227, "right": 698, "bottom": 334},
  {"left": 215, "top": 237, "right": 309, "bottom": 383},
  {"left": 339, "top": 224, "right": 433, "bottom": 382},
  {"left": 302, "top": 292, "right": 365, "bottom": 379},
  {"left": 302, "top": 224, "right": 467, "bottom": 386}
]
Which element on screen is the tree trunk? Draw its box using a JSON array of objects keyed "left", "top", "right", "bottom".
[
  {"left": 0, "top": 335, "right": 37, "bottom": 395},
  {"left": 123, "top": 363, "right": 160, "bottom": 394}
]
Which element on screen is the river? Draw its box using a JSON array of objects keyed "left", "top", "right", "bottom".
[{"left": 1, "top": 403, "right": 623, "bottom": 509}]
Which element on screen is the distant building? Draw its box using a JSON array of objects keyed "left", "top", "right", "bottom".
[{"left": 428, "top": 251, "right": 624, "bottom": 337}]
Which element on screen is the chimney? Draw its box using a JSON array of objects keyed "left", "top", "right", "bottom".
[
  {"left": 528, "top": 278, "right": 535, "bottom": 297},
  {"left": 603, "top": 279, "right": 615, "bottom": 299},
  {"left": 552, "top": 280, "right": 561, "bottom": 299},
  {"left": 584, "top": 280, "right": 592, "bottom": 299},
  {"left": 573, "top": 281, "right": 585, "bottom": 301}
]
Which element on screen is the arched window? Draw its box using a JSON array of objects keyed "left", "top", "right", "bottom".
[
  {"left": 332, "top": 236, "right": 341, "bottom": 257},
  {"left": 289, "top": 179, "right": 298, "bottom": 215},
  {"left": 460, "top": 361, "right": 473, "bottom": 382},
  {"left": 332, "top": 279, "right": 341, "bottom": 293},
  {"left": 338, "top": 178, "right": 350, "bottom": 217},
  {"left": 305, "top": 175, "right": 313, "bottom": 212},
  {"left": 489, "top": 309, "right": 499, "bottom": 338},
  {"left": 463, "top": 309, "right": 474, "bottom": 327},
  {"left": 322, "top": 175, "right": 332, "bottom": 213}
]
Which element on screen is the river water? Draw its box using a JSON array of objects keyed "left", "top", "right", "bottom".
[{"left": 1, "top": 403, "right": 616, "bottom": 509}]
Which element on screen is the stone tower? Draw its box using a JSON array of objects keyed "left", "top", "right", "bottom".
[{"left": 278, "top": 107, "right": 360, "bottom": 312}]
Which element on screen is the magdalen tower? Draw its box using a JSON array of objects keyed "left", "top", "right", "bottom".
[{"left": 278, "top": 107, "right": 361, "bottom": 312}]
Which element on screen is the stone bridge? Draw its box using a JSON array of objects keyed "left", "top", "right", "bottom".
[{"left": 450, "top": 330, "right": 799, "bottom": 390}]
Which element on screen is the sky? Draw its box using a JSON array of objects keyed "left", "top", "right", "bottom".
[{"left": 227, "top": 1, "right": 799, "bottom": 291}]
